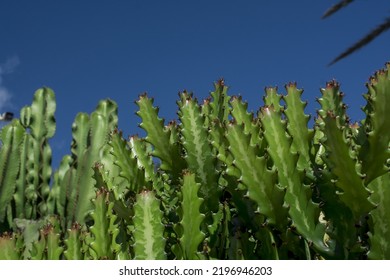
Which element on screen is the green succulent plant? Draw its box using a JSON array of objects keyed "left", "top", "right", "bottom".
[{"left": 0, "top": 62, "right": 389, "bottom": 260}]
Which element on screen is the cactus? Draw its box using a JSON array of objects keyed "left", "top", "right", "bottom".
[
  {"left": 52, "top": 99, "right": 118, "bottom": 227},
  {"left": 360, "top": 67, "right": 390, "bottom": 183},
  {"left": 88, "top": 186, "right": 121, "bottom": 260},
  {"left": 23, "top": 88, "right": 56, "bottom": 219},
  {"left": 178, "top": 93, "right": 220, "bottom": 215},
  {"left": 0, "top": 88, "right": 56, "bottom": 229},
  {"left": 0, "top": 232, "right": 22, "bottom": 260},
  {"left": 132, "top": 190, "right": 166, "bottom": 260},
  {"left": 136, "top": 94, "right": 185, "bottom": 181},
  {"left": 0, "top": 62, "right": 389, "bottom": 260},
  {"left": 63, "top": 223, "right": 86, "bottom": 260},
  {"left": 367, "top": 172, "right": 390, "bottom": 259},
  {"left": 173, "top": 171, "right": 206, "bottom": 260},
  {"left": 261, "top": 95, "right": 330, "bottom": 255},
  {"left": 30, "top": 222, "right": 63, "bottom": 260},
  {"left": 0, "top": 120, "right": 24, "bottom": 225}
]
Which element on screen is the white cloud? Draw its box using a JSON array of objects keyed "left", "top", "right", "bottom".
[{"left": 0, "top": 56, "right": 20, "bottom": 112}]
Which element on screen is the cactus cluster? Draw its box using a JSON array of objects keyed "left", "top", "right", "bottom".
[{"left": 0, "top": 63, "right": 389, "bottom": 260}]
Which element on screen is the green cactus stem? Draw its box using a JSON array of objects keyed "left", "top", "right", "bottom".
[
  {"left": 136, "top": 94, "right": 185, "bottom": 180},
  {"left": 132, "top": 190, "right": 166, "bottom": 260},
  {"left": 359, "top": 64, "right": 390, "bottom": 184},
  {"left": 0, "top": 120, "right": 24, "bottom": 224},
  {"left": 63, "top": 223, "right": 85, "bottom": 260},
  {"left": 260, "top": 104, "right": 329, "bottom": 255},
  {"left": 21, "top": 87, "right": 56, "bottom": 220},
  {"left": 225, "top": 121, "right": 287, "bottom": 227},
  {"left": 209, "top": 79, "right": 231, "bottom": 123},
  {"left": 368, "top": 172, "right": 390, "bottom": 259},
  {"left": 173, "top": 171, "right": 205, "bottom": 260},
  {"left": 321, "top": 112, "right": 374, "bottom": 218},
  {"left": 0, "top": 232, "right": 21, "bottom": 259},
  {"left": 57, "top": 99, "right": 118, "bottom": 227},
  {"left": 179, "top": 93, "right": 220, "bottom": 214},
  {"left": 88, "top": 187, "right": 121, "bottom": 260}
]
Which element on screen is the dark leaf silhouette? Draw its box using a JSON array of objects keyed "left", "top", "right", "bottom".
[
  {"left": 323, "top": 0, "right": 389, "bottom": 65},
  {"left": 328, "top": 17, "right": 390, "bottom": 66},
  {"left": 322, "top": 0, "right": 354, "bottom": 19}
]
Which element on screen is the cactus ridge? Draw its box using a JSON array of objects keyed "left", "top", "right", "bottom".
[
  {"left": 136, "top": 94, "right": 185, "bottom": 179},
  {"left": 0, "top": 121, "right": 24, "bottom": 223},
  {"left": 179, "top": 93, "right": 220, "bottom": 214},
  {"left": 368, "top": 173, "right": 390, "bottom": 259},
  {"left": 88, "top": 187, "right": 121, "bottom": 260},
  {"left": 225, "top": 122, "right": 286, "bottom": 227},
  {"left": 321, "top": 113, "right": 374, "bottom": 218},
  {"left": 173, "top": 172, "right": 205, "bottom": 260},
  {"left": 360, "top": 64, "right": 390, "bottom": 183},
  {"left": 260, "top": 99, "right": 328, "bottom": 255},
  {"left": 132, "top": 190, "right": 166, "bottom": 260}
]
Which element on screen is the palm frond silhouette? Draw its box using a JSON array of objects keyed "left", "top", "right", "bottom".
[
  {"left": 323, "top": 0, "right": 390, "bottom": 65},
  {"left": 322, "top": 0, "right": 354, "bottom": 19}
]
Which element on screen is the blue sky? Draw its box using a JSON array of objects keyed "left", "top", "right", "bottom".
[{"left": 0, "top": 0, "right": 389, "bottom": 168}]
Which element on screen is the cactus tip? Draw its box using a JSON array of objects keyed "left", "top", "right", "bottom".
[
  {"left": 326, "top": 110, "right": 336, "bottom": 118},
  {"left": 96, "top": 187, "right": 109, "bottom": 197},
  {"left": 139, "top": 92, "right": 148, "bottom": 98},
  {"left": 111, "top": 127, "right": 122, "bottom": 136},
  {"left": 285, "top": 81, "right": 297, "bottom": 89},
  {"left": 71, "top": 222, "right": 81, "bottom": 231},
  {"left": 41, "top": 224, "right": 54, "bottom": 236},
  {"left": 217, "top": 78, "right": 225, "bottom": 87},
  {"left": 203, "top": 97, "right": 211, "bottom": 105},
  {"left": 326, "top": 79, "right": 339, "bottom": 89},
  {"left": 168, "top": 120, "right": 177, "bottom": 126},
  {"left": 261, "top": 105, "right": 273, "bottom": 116}
]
